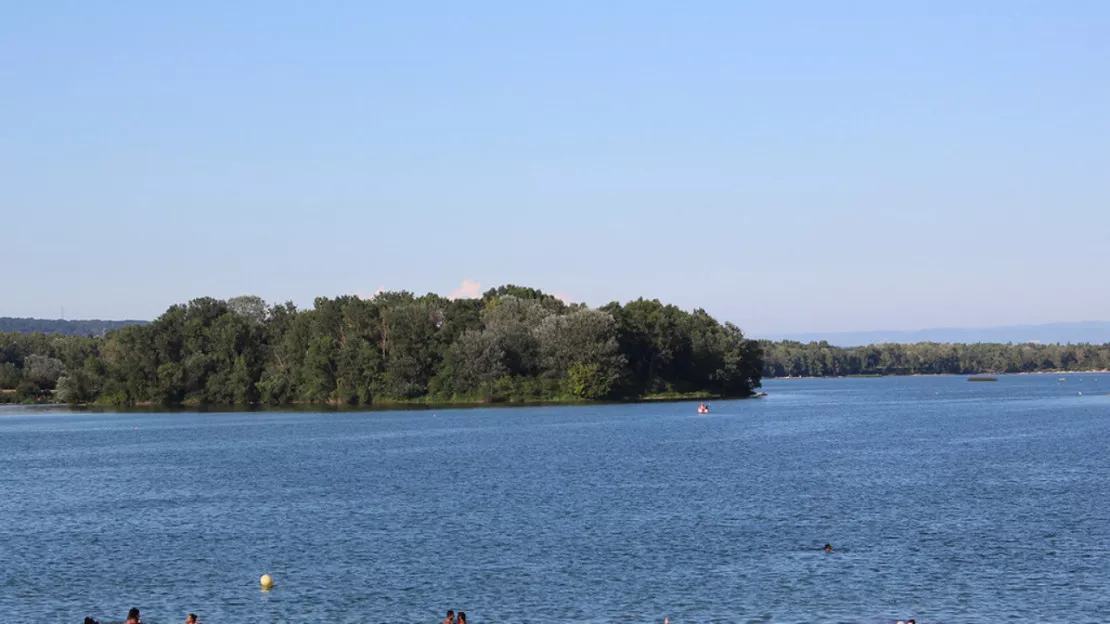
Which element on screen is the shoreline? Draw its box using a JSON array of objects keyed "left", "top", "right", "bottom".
[
  {"left": 766, "top": 370, "right": 1110, "bottom": 380},
  {"left": 44, "top": 391, "right": 760, "bottom": 412}
]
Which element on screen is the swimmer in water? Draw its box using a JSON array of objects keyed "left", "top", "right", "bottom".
[
  {"left": 443, "top": 610, "right": 456, "bottom": 624},
  {"left": 185, "top": 614, "right": 199, "bottom": 624},
  {"left": 824, "top": 543, "right": 832, "bottom": 552},
  {"left": 125, "top": 608, "right": 141, "bottom": 624}
]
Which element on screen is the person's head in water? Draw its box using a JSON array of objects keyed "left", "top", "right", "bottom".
[
  {"left": 824, "top": 543, "right": 832, "bottom": 552},
  {"left": 126, "top": 608, "right": 141, "bottom": 624},
  {"left": 444, "top": 610, "right": 455, "bottom": 624},
  {"left": 83, "top": 618, "right": 99, "bottom": 624},
  {"left": 457, "top": 612, "right": 467, "bottom": 624},
  {"left": 186, "top": 614, "right": 198, "bottom": 624}
]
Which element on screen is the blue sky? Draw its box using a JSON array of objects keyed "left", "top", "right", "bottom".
[{"left": 2, "top": 1, "right": 1107, "bottom": 335}]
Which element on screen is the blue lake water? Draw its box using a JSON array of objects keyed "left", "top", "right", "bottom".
[{"left": 1, "top": 375, "right": 1108, "bottom": 624}]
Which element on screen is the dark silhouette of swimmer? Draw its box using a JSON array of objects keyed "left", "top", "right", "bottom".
[
  {"left": 823, "top": 543, "right": 832, "bottom": 552},
  {"left": 83, "top": 618, "right": 99, "bottom": 624}
]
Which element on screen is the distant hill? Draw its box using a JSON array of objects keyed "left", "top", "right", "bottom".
[
  {"left": 765, "top": 321, "right": 1110, "bottom": 347},
  {"left": 0, "top": 317, "right": 147, "bottom": 337}
]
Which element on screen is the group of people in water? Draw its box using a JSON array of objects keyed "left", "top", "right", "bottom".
[
  {"left": 81, "top": 605, "right": 916, "bottom": 623},
  {"left": 442, "top": 610, "right": 467, "bottom": 624},
  {"left": 84, "top": 608, "right": 198, "bottom": 624}
]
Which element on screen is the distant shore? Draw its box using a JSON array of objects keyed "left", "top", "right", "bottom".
[{"left": 766, "top": 370, "right": 1110, "bottom": 380}]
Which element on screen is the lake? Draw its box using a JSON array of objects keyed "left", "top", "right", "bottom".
[{"left": 1, "top": 375, "right": 1108, "bottom": 623}]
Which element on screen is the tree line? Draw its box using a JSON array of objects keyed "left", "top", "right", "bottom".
[
  {"left": 0, "top": 317, "right": 145, "bottom": 336},
  {"left": 0, "top": 286, "right": 762, "bottom": 406},
  {"left": 761, "top": 340, "right": 1110, "bottom": 378}
]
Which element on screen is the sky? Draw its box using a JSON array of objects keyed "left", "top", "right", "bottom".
[{"left": 2, "top": 1, "right": 1107, "bottom": 336}]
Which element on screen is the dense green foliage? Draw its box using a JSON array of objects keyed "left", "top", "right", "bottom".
[
  {"left": 0, "top": 331, "right": 100, "bottom": 404},
  {"left": 761, "top": 340, "right": 1110, "bottom": 377},
  {"left": 0, "top": 288, "right": 762, "bottom": 406},
  {"left": 0, "top": 317, "right": 146, "bottom": 336}
]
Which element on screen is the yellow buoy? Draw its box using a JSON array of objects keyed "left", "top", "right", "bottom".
[{"left": 260, "top": 574, "right": 274, "bottom": 591}]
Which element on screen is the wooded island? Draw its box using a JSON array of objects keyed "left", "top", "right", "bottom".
[{"left": 0, "top": 286, "right": 761, "bottom": 406}]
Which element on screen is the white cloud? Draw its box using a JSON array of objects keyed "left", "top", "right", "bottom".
[
  {"left": 447, "top": 279, "right": 483, "bottom": 300},
  {"left": 351, "top": 285, "right": 387, "bottom": 300}
]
